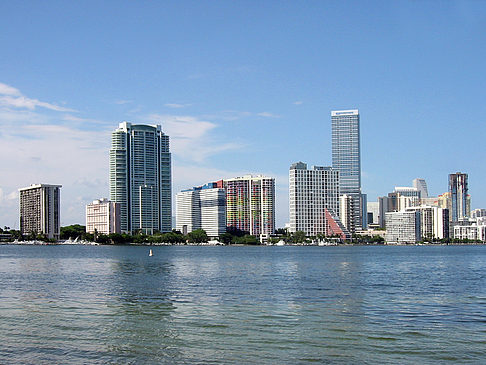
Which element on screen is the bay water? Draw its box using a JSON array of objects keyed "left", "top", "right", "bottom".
[{"left": 0, "top": 245, "right": 485, "bottom": 364}]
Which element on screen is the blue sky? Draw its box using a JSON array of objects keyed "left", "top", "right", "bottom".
[{"left": 1, "top": 1, "right": 486, "bottom": 228}]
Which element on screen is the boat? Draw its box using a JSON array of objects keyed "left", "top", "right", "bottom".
[{"left": 149, "top": 249, "right": 153, "bottom": 256}]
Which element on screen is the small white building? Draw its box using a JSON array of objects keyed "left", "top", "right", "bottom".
[{"left": 86, "top": 198, "right": 121, "bottom": 235}]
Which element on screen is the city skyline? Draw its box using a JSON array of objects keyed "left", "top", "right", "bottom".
[{"left": 1, "top": 2, "right": 486, "bottom": 228}]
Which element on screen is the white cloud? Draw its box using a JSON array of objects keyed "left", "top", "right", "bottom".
[
  {"left": 114, "top": 99, "right": 132, "bottom": 105},
  {"left": 0, "top": 82, "right": 76, "bottom": 112},
  {"left": 164, "top": 103, "right": 191, "bottom": 109},
  {"left": 293, "top": 101, "right": 303, "bottom": 105},
  {"left": 148, "top": 114, "right": 243, "bottom": 162},
  {"left": 0, "top": 83, "right": 21, "bottom": 96},
  {"left": 257, "top": 111, "right": 280, "bottom": 118}
]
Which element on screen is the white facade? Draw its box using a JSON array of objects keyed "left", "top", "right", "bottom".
[
  {"left": 367, "top": 202, "right": 379, "bottom": 225},
  {"left": 340, "top": 194, "right": 355, "bottom": 232},
  {"left": 19, "top": 184, "right": 61, "bottom": 240},
  {"left": 471, "top": 209, "right": 486, "bottom": 219},
  {"left": 405, "top": 205, "right": 449, "bottom": 240},
  {"left": 453, "top": 217, "right": 486, "bottom": 241},
  {"left": 86, "top": 198, "right": 121, "bottom": 235},
  {"left": 289, "top": 162, "right": 340, "bottom": 236},
  {"left": 385, "top": 210, "right": 421, "bottom": 244},
  {"left": 176, "top": 186, "right": 226, "bottom": 237}
]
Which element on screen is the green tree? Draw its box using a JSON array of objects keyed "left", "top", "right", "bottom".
[{"left": 187, "top": 229, "right": 209, "bottom": 243}]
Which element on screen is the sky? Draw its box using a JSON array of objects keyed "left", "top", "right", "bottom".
[{"left": 1, "top": 1, "right": 486, "bottom": 229}]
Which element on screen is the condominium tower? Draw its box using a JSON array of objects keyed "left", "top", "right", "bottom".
[
  {"left": 176, "top": 183, "right": 226, "bottom": 237},
  {"left": 19, "top": 184, "right": 61, "bottom": 239},
  {"left": 224, "top": 175, "right": 275, "bottom": 236},
  {"left": 110, "top": 122, "right": 171, "bottom": 234},
  {"left": 331, "top": 109, "right": 363, "bottom": 230},
  {"left": 289, "top": 162, "right": 341, "bottom": 236},
  {"left": 449, "top": 172, "right": 469, "bottom": 222}
]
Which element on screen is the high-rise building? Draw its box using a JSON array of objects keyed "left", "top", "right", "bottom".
[
  {"left": 339, "top": 194, "right": 355, "bottom": 233},
  {"left": 289, "top": 162, "right": 343, "bottom": 236},
  {"left": 110, "top": 122, "right": 171, "bottom": 234},
  {"left": 413, "top": 178, "right": 429, "bottom": 198},
  {"left": 19, "top": 184, "right": 61, "bottom": 240},
  {"left": 223, "top": 175, "right": 275, "bottom": 237},
  {"left": 385, "top": 210, "right": 421, "bottom": 244},
  {"left": 331, "top": 109, "right": 363, "bottom": 230},
  {"left": 86, "top": 198, "right": 121, "bottom": 235},
  {"left": 405, "top": 205, "right": 449, "bottom": 240},
  {"left": 176, "top": 183, "right": 226, "bottom": 237},
  {"left": 449, "top": 172, "right": 469, "bottom": 222}
]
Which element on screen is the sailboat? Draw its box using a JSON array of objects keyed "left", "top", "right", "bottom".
[{"left": 149, "top": 249, "right": 153, "bottom": 257}]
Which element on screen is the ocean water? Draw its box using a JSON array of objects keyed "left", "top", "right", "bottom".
[{"left": 0, "top": 245, "right": 485, "bottom": 364}]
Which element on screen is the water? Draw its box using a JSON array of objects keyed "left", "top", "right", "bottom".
[{"left": 0, "top": 245, "right": 485, "bottom": 364}]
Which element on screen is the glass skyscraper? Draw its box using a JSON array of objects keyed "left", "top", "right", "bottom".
[
  {"left": 109, "top": 122, "right": 171, "bottom": 234},
  {"left": 331, "top": 109, "right": 363, "bottom": 230},
  {"left": 449, "top": 172, "right": 468, "bottom": 222}
]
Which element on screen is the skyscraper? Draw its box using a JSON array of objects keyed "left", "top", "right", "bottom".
[
  {"left": 413, "top": 178, "right": 429, "bottom": 199},
  {"left": 331, "top": 109, "right": 362, "bottom": 230},
  {"left": 19, "top": 184, "right": 61, "bottom": 239},
  {"left": 289, "top": 162, "right": 344, "bottom": 236},
  {"left": 224, "top": 175, "right": 275, "bottom": 237},
  {"left": 449, "top": 172, "right": 469, "bottom": 222},
  {"left": 110, "top": 122, "right": 171, "bottom": 234}
]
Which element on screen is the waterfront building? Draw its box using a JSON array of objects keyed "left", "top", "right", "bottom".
[
  {"left": 176, "top": 183, "right": 226, "bottom": 237},
  {"left": 86, "top": 198, "right": 121, "bottom": 235},
  {"left": 421, "top": 196, "right": 439, "bottom": 207},
  {"left": 331, "top": 109, "right": 363, "bottom": 229},
  {"left": 413, "top": 178, "right": 429, "bottom": 199},
  {"left": 453, "top": 217, "right": 486, "bottom": 241},
  {"left": 223, "top": 175, "right": 275, "bottom": 237},
  {"left": 405, "top": 205, "right": 449, "bottom": 240},
  {"left": 449, "top": 172, "right": 469, "bottom": 222},
  {"left": 340, "top": 194, "right": 355, "bottom": 233},
  {"left": 109, "top": 122, "right": 171, "bottom": 234},
  {"left": 289, "top": 162, "right": 343, "bottom": 236},
  {"left": 19, "top": 184, "right": 61, "bottom": 240},
  {"left": 385, "top": 210, "right": 421, "bottom": 244}
]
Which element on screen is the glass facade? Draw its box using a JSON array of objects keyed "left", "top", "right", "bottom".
[{"left": 331, "top": 109, "right": 362, "bottom": 230}]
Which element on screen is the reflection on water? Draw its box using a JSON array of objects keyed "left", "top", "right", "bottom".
[{"left": 0, "top": 245, "right": 485, "bottom": 364}]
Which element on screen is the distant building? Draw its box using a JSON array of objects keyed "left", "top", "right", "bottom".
[
  {"left": 86, "top": 198, "right": 121, "bottom": 235},
  {"left": 331, "top": 109, "right": 364, "bottom": 229},
  {"left": 289, "top": 162, "right": 344, "bottom": 236},
  {"left": 405, "top": 205, "right": 449, "bottom": 240},
  {"left": 109, "top": 122, "right": 171, "bottom": 234},
  {"left": 340, "top": 194, "right": 355, "bottom": 233},
  {"left": 453, "top": 217, "right": 486, "bottom": 241},
  {"left": 176, "top": 183, "right": 226, "bottom": 237},
  {"left": 377, "top": 196, "right": 388, "bottom": 228},
  {"left": 367, "top": 202, "right": 379, "bottom": 225},
  {"left": 385, "top": 210, "right": 421, "bottom": 244},
  {"left": 471, "top": 209, "right": 486, "bottom": 219},
  {"left": 413, "top": 178, "right": 429, "bottom": 198},
  {"left": 223, "top": 175, "right": 275, "bottom": 236},
  {"left": 449, "top": 172, "right": 469, "bottom": 222},
  {"left": 19, "top": 184, "right": 61, "bottom": 240}
]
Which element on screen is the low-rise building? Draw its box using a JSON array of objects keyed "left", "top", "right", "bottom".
[{"left": 86, "top": 198, "right": 121, "bottom": 235}]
